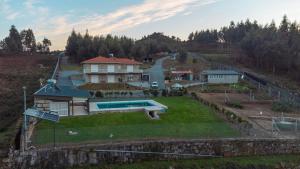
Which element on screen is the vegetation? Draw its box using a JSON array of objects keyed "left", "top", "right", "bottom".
[
  {"left": 271, "top": 101, "right": 294, "bottom": 112},
  {"left": 65, "top": 31, "right": 182, "bottom": 63},
  {"left": 70, "top": 155, "right": 300, "bottom": 169},
  {"left": 0, "top": 53, "right": 56, "bottom": 156},
  {"left": 188, "top": 15, "right": 300, "bottom": 82},
  {"left": 226, "top": 101, "right": 244, "bottom": 109},
  {"left": 32, "top": 97, "right": 238, "bottom": 145},
  {"left": 0, "top": 25, "right": 51, "bottom": 53}
]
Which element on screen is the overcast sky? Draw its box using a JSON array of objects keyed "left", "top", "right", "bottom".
[{"left": 1, "top": 0, "right": 300, "bottom": 50}]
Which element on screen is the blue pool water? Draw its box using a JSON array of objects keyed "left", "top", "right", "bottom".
[{"left": 97, "top": 101, "right": 155, "bottom": 109}]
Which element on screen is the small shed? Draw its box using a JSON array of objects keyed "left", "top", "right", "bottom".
[
  {"left": 171, "top": 70, "right": 193, "bottom": 81},
  {"left": 201, "top": 70, "right": 239, "bottom": 84},
  {"left": 34, "top": 80, "right": 90, "bottom": 116}
]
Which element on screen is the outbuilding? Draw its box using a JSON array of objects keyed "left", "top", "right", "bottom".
[
  {"left": 34, "top": 80, "right": 90, "bottom": 116},
  {"left": 201, "top": 70, "right": 240, "bottom": 84}
]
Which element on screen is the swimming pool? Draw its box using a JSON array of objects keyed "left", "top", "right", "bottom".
[
  {"left": 89, "top": 100, "right": 167, "bottom": 113},
  {"left": 97, "top": 101, "right": 154, "bottom": 109}
]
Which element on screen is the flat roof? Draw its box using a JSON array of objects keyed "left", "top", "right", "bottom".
[{"left": 202, "top": 70, "right": 239, "bottom": 75}]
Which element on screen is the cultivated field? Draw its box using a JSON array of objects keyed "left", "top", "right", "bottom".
[
  {"left": 32, "top": 96, "right": 239, "bottom": 146},
  {"left": 0, "top": 53, "right": 56, "bottom": 155}
]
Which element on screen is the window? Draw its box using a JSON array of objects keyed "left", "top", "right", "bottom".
[
  {"left": 91, "top": 64, "right": 98, "bottom": 73},
  {"left": 127, "top": 65, "right": 133, "bottom": 73},
  {"left": 90, "top": 75, "right": 99, "bottom": 83},
  {"left": 107, "top": 65, "right": 115, "bottom": 73}
]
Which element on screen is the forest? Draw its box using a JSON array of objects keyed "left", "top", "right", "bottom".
[
  {"left": 65, "top": 31, "right": 182, "bottom": 62},
  {"left": 188, "top": 15, "right": 300, "bottom": 81},
  {"left": 64, "top": 15, "right": 300, "bottom": 82}
]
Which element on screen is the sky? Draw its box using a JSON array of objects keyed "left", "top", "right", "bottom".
[{"left": 1, "top": 0, "right": 300, "bottom": 50}]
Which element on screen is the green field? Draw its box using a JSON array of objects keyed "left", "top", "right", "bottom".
[
  {"left": 70, "top": 155, "right": 300, "bottom": 169},
  {"left": 32, "top": 97, "right": 239, "bottom": 145}
]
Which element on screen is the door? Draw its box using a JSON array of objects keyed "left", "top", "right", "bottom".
[
  {"left": 107, "top": 75, "right": 115, "bottom": 83},
  {"left": 90, "top": 75, "right": 99, "bottom": 83},
  {"left": 50, "top": 102, "right": 69, "bottom": 116}
]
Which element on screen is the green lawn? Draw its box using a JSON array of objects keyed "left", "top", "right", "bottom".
[
  {"left": 70, "top": 155, "right": 300, "bottom": 169},
  {"left": 32, "top": 97, "right": 239, "bottom": 145}
]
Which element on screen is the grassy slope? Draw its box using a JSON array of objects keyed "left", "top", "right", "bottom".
[
  {"left": 70, "top": 155, "right": 300, "bottom": 169},
  {"left": 32, "top": 97, "right": 239, "bottom": 145}
]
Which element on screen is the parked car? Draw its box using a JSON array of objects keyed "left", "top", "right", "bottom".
[{"left": 151, "top": 81, "right": 159, "bottom": 88}]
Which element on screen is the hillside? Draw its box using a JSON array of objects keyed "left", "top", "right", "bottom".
[{"left": 0, "top": 53, "right": 56, "bottom": 157}]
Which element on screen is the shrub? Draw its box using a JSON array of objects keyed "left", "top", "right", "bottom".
[
  {"left": 271, "top": 101, "right": 293, "bottom": 112},
  {"left": 226, "top": 101, "right": 244, "bottom": 109},
  {"left": 143, "top": 90, "right": 150, "bottom": 97},
  {"left": 150, "top": 89, "right": 159, "bottom": 97},
  {"left": 95, "top": 91, "right": 103, "bottom": 98},
  {"left": 162, "top": 89, "right": 168, "bottom": 97}
]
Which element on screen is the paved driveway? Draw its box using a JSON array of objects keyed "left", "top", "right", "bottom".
[{"left": 144, "top": 56, "right": 169, "bottom": 89}]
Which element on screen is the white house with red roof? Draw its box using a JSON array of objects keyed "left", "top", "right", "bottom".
[{"left": 81, "top": 56, "right": 143, "bottom": 84}]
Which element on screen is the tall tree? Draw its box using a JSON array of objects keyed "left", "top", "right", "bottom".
[
  {"left": 5, "top": 25, "right": 22, "bottom": 52},
  {"left": 20, "top": 29, "right": 36, "bottom": 52},
  {"left": 42, "top": 38, "right": 52, "bottom": 53}
]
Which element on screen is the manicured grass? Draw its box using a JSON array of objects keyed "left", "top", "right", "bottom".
[
  {"left": 32, "top": 97, "right": 239, "bottom": 145},
  {"left": 70, "top": 155, "right": 300, "bottom": 169}
]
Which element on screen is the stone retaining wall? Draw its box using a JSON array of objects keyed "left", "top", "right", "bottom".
[{"left": 9, "top": 138, "right": 300, "bottom": 169}]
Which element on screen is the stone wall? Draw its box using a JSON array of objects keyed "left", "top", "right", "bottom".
[
  {"left": 9, "top": 138, "right": 300, "bottom": 169},
  {"left": 34, "top": 98, "right": 50, "bottom": 111}
]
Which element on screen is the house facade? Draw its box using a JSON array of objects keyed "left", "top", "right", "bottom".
[
  {"left": 201, "top": 70, "right": 240, "bottom": 84},
  {"left": 81, "top": 56, "right": 143, "bottom": 83}
]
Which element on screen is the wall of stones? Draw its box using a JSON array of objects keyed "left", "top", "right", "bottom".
[
  {"left": 34, "top": 98, "right": 50, "bottom": 112},
  {"left": 9, "top": 138, "right": 300, "bottom": 169}
]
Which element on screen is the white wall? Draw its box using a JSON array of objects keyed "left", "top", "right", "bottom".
[{"left": 208, "top": 74, "right": 239, "bottom": 84}]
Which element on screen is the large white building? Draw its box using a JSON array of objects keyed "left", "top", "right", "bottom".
[
  {"left": 81, "top": 56, "right": 143, "bottom": 84},
  {"left": 201, "top": 70, "right": 240, "bottom": 84}
]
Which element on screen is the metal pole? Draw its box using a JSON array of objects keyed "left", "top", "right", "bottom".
[
  {"left": 22, "top": 86, "right": 27, "bottom": 152},
  {"left": 53, "top": 123, "right": 56, "bottom": 148}
]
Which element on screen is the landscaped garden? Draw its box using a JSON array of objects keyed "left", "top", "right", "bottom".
[{"left": 32, "top": 96, "right": 239, "bottom": 145}]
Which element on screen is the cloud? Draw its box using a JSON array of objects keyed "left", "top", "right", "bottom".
[
  {"left": 0, "top": 0, "right": 20, "bottom": 20},
  {"left": 33, "top": 0, "right": 218, "bottom": 49}
]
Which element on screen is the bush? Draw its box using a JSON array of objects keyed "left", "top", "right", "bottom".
[
  {"left": 95, "top": 91, "right": 103, "bottom": 98},
  {"left": 143, "top": 90, "right": 150, "bottom": 97},
  {"left": 226, "top": 101, "right": 244, "bottom": 109},
  {"left": 162, "top": 89, "right": 168, "bottom": 97},
  {"left": 271, "top": 101, "right": 293, "bottom": 112},
  {"left": 150, "top": 89, "right": 159, "bottom": 97}
]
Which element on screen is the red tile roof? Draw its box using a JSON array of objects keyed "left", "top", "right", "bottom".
[{"left": 81, "top": 56, "right": 142, "bottom": 65}]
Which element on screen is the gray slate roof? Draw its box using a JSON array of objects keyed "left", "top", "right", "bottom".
[
  {"left": 34, "top": 84, "right": 90, "bottom": 98},
  {"left": 201, "top": 70, "right": 240, "bottom": 75}
]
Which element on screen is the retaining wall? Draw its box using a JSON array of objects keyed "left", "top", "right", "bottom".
[{"left": 9, "top": 138, "right": 300, "bottom": 169}]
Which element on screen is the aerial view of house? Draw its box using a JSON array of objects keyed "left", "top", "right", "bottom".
[{"left": 1, "top": 1, "right": 300, "bottom": 169}]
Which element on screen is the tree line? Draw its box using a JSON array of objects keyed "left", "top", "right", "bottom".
[
  {"left": 0, "top": 25, "right": 52, "bottom": 53},
  {"left": 188, "top": 15, "right": 300, "bottom": 81},
  {"left": 65, "top": 31, "right": 183, "bottom": 63}
]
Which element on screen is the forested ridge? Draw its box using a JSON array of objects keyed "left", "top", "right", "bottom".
[
  {"left": 188, "top": 15, "right": 300, "bottom": 81},
  {"left": 64, "top": 15, "right": 300, "bottom": 81},
  {"left": 65, "top": 31, "right": 182, "bottom": 62}
]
